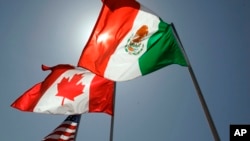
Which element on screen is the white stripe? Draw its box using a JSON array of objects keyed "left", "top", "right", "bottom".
[
  {"left": 44, "top": 134, "right": 75, "bottom": 140},
  {"left": 53, "top": 127, "right": 76, "bottom": 133},
  {"left": 60, "top": 135, "right": 75, "bottom": 140},
  {"left": 33, "top": 67, "right": 95, "bottom": 115},
  {"left": 62, "top": 121, "right": 77, "bottom": 126},
  {"left": 104, "top": 5, "right": 160, "bottom": 81}
]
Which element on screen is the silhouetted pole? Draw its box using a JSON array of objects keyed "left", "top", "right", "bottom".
[
  {"left": 74, "top": 114, "right": 82, "bottom": 141},
  {"left": 171, "top": 23, "right": 220, "bottom": 141},
  {"left": 109, "top": 82, "right": 116, "bottom": 141}
]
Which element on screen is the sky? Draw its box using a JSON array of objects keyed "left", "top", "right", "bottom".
[{"left": 0, "top": 0, "right": 249, "bottom": 141}]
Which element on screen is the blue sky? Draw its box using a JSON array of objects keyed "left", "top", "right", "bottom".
[{"left": 1, "top": 0, "right": 249, "bottom": 140}]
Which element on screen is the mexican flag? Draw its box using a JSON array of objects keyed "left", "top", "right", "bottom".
[
  {"left": 78, "top": 0, "right": 188, "bottom": 81},
  {"left": 11, "top": 64, "right": 114, "bottom": 116}
]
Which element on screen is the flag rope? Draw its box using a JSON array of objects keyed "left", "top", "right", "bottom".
[{"left": 171, "top": 23, "right": 220, "bottom": 141}]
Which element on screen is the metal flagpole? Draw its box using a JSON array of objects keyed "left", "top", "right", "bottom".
[
  {"left": 109, "top": 82, "right": 117, "bottom": 141},
  {"left": 171, "top": 23, "right": 220, "bottom": 141},
  {"left": 74, "top": 114, "right": 82, "bottom": 141}
]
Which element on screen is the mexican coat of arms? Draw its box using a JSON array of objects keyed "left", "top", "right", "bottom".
[{"left": 125, "top": 25, "right": 149, "bottom": 55}]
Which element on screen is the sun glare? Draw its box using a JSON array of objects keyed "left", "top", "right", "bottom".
[{"left": 97, "top": 33, "right": 110, "bottom": 43}]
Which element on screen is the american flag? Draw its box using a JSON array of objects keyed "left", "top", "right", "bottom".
[{"left": 42, "top": 115, "right": 81, "bottom": 141}]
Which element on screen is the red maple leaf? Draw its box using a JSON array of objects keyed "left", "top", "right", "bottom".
[{"left": 56, "top": 73, "right": 85, "bottom": 105}]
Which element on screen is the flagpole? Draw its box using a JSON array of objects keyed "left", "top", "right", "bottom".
[
  {"left": 74, "top": 114, "right": 82, "bottom": 141},
  {"left": 109, "top": 82, "right": 116, "bottom": 141},
  {"left": 171, "top": 23, "right": 220, "bottom": 141}
]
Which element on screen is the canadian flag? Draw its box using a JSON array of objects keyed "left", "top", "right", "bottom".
[{"left": 11, "top": 64, "right": 114, "bottom": 116}]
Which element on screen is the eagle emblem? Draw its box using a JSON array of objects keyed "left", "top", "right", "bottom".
[{"left": 125, "top": 25, "right": 148, "bottom": 55}]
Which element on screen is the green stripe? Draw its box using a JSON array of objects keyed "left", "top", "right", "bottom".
[{"left": 139, "top": 19, "right": 188, "bottom": 75}]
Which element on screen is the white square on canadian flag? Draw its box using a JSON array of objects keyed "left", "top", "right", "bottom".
[{"left": 34, "top": 68, "right": 95, "bottom": 114}]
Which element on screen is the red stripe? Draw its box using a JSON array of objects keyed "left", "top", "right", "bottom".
[
  {"left": 11, "top": 64, "right": 75, "bottom": 112},
  {"left": 78, "top": 0, "right": 140, "bottom": 76},
  {"left": 89, "top": 75, "right": 114, "bottom": 115}
]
